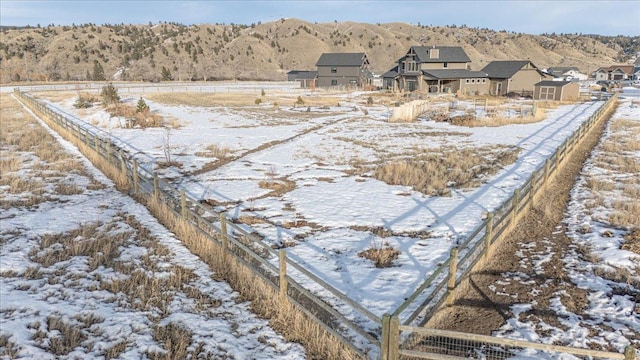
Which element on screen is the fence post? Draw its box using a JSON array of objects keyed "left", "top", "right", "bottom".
[
  {"left": 446, "top": 247, "right": 459, "bottom": 305},
  {"left": 544, "top": 159, "right": 551, "bottom": 183},
  {"left": 120, "top": 152, "right": 127, "bottom": 179},
  {"left": 389, "top": 316, "right": 400, "bottom": 360},
  {"left": 279, "top": 249, "right": 288, "bottom": 300},
  {"left": 485, "top": 212, "right": 494, "bottom": 256},
  {"left": 219, "top": 213, "right": 228, "bottom": 257},
  {"left": 132, "top": 159, "right": 139, "bottom": 195},
  {"left": 381, "top": 314, "right": 390, "bottom": 360},
  {"left": 511, "top": 189, "right": 520, "bottom": 223},
  {"left": 180, "top": 190, "right": 187, "bottom": 219},
  {"left": 153, "top": 173, "right": 159, "bottom": 199},
  {"left": 624, "top": 346, "right": 636, "bottom": 360},
  {"left": 106, "top": 141, "right": 112, "bottom": 164}
]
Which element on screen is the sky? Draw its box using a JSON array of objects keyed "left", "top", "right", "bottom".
[{"left": 0, "top": 0, "right": 639, "bottom": 36}]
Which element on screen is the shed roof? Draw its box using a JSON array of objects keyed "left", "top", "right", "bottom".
[
  {"left": 316, "top": 52, "right": 369, "bottom": 67},
  {"left": 534, "top": 80, "right": 573, "bottom": 87},
  {"left": 482, "top": 60, "right": 533, "bottom": 78},
  {"left": 402, "top": 46, "right": 471, "bottom": 63},
  {"left": 422, "top": 69, "right": 488, "bottom": 79},
  {"left": 296, "top": 71, "right": 317, "bottom": 80}
]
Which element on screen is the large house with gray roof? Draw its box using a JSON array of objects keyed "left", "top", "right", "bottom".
[
  {"left": 394, "top": 46, "right": 489, "bottom": 94},
  {"left": 315, "top": 52, "right": 372, "bottom": 88},
  {"left": 482, "top": 60, "right": 551, "bottom": 96}
]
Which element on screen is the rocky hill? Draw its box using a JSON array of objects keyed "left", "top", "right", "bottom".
[{"left": 0, "top": 18, "right": 636, "bottom": 83}]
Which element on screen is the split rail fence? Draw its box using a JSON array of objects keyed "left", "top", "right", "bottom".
[{"left": 14, "top": 89, "right": 636, "bottom": 360}]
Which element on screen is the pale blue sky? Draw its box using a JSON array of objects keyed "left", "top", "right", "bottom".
[{"left": 1, "top": 0, "right": 639, "bottom": 36}]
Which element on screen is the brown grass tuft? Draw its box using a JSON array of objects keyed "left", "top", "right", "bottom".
[{"left": 358, "top": 242, "right": 400, "bottom": 268}]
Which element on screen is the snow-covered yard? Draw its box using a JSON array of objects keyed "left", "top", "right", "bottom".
[
  {"left": 0, "top": 93, "right": 305, "bottom": 359},
  {"left": 39, "top": 85, "right": 610, "bottom": 323}
]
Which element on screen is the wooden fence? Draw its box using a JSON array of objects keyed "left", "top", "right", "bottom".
[{"left": 14, "top": 89, "right": 635, "bottom": 360}]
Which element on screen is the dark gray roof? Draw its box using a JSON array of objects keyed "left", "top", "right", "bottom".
[
  {"left": 404, "top": 46, "right": 471, "bottom": 63},
  {"left": 535, "top": 80, "right": 572, "bottom": 87},
  {"left": 422, "top": 69, "right": 488, "bottom": 79},
  {"left": 315, "top": 52, "right": 369, "bottom": 67},
  {"left": 482, "top": 61, "right": 532, "bottom": 79},
  {"left": 382, "top": 66, "right": 398, "bottom": 78},
  {"left": 296, "top": 71, "right": 317, "bottom": 80}
]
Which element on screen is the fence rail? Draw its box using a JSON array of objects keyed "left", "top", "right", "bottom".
[{"left": 13, "top": 89, "right": 634, "bottom": 360}]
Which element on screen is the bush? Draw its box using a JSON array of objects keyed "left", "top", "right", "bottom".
[
  {"left": 100, "top": 83, "right": 120, "bottom": 106},
  {"left": 295, "top": 96, "right": 305, "bottom": 106},
  {"left": 367, "top": 96, "right": 374, "bottom": 105},
  {"left": 255, "top": 98, "right": 262, "bottom": 105},
  {"left": 73, "top": 93, "right": 98, "bottom": 109}
]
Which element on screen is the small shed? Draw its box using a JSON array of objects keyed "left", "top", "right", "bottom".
[{"left": 533, "top": 81, "right": 579, "bottom": 101}]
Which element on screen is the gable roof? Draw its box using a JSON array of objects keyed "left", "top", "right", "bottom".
[
  {"left": 481, "top": 60, "right": 532, "bottom": 78},
  {"left": 422, "top": 69, "right": 488, "bottom": 79},
  {"left": 400, "top": 46, "right": 471, "bottom": 63},
  {"left": 546, "top": 66, "right": 580, "bottom": 77},
  {"left": 382, "top": 66, "right": 398, "bottom": 78},
  {"left": 596, "top": 65, "right": 634, "bottom": 74},
  {"left": 315, "top": 52, "right": 369, "bottom": 67},
  {"left": 535, "top": 80, "right": 573, "bottom": 87}
]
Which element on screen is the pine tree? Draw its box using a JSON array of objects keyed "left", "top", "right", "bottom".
[
  {"left": 136, "top": 97, "right": 149, "bottom": 113},
  {"left": 161, "top": 66, "right": 172, "bottom": 81},
  {"left": 93, "top": 61, "right": 106, "bottom": 81},
  {"left": 101, "top": 83, "right": 120, "bottom": 106}
]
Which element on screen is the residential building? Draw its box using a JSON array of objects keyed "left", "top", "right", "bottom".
[
  {"left": 394, "top": 46, "right": 488, "bottom": 94},
  {"left": 594, "top": 65, "right": 635, "bottom": 81},
  {"left": 546, "top": 67, "right": 588, "bottom": 81},
  {"left": 315, "top": 52, "right": 372, "bottom": 88},
  {"left": 482, "top": 60, "right": 551, "bottom": 97}
]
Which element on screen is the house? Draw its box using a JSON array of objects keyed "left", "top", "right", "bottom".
[
  {"left": 594, "top": 65, "right": 635, "bottom": 81},
  {"left": 315, "top": 52, "right": 372, "bottom": 88},
  {"left": 533, "top": 80, "right": 579, "bottom": 101},
  {"left": 286, "top": 70, "right": 317, "bottom": 88},
  {"left": 482, "top": 60, "right": 551, "bottom": 97},
  {"left": 394, "top": 45, "right": 489, "bottom": 94},
  {"left": 546, "top": 67, "right": 588, "bottom": 81}
]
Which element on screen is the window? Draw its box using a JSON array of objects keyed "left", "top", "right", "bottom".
[
  {"left": 471, "top": 79, "right": 475, "bottom": 83},
  {"left": 331, "top": 67, "right": 337, "bottom": 74},
  {"left": 482, "top": 78, "right": 486, "bottom": 83},
  {"left": 443, "top": 62, "right": 448, "bottom": 68},
  {"left": 331, "top": 79, "right": 338, "bottom": 86},
  {"left": 405, "top": 61, "right": 417, "bottom": 72},
  {"left": 465, "top": 79, "right": 470, "bottom": 84}
]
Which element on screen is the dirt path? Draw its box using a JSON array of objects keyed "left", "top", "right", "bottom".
[{"left": 426, "top": 102, "right": 614, "bottom": 336}]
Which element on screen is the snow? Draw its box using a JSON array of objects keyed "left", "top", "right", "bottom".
[
  {"left": 493, "top": 98, "right": 640, "bottom": 356},
  {"left": 0, "top": 99, "right": 306, "bottom": 359},
  {"left": 43, "top": 89, "right": 606, "bottom": 322},
  {"left": 4, "top": 83, "right": 639, "bottom": 358}
]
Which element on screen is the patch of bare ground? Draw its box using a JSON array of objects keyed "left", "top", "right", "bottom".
[{"left": 425, "top": 102, "right": 623, "bottom": 349}]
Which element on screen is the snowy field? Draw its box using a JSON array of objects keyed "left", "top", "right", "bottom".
[
  {"left": 38, "top": 85, "right": 610, "bottom": 324},
  {"left": 494, "top": 98, "right": 640, "bottom": 354},
  {"left": 0, "top": 94, "right": 306, "bottom": 359}
]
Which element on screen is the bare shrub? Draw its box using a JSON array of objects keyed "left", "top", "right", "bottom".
[
  {"left": 358, "top": 241, "right": 400, "bottom": 268},
  {"left": 103, "top": 341, "right": 127, "bottom": 360}
]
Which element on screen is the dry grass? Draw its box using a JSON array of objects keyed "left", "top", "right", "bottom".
[
  {"left": 0, "top": 334, "right": 19, "bottom": 359},
  {"left": 194, "top": 144, "right": 232, "bottom": 158},
  {"left": 33, "top": 315, "right": 88, "bottom": 356},
  {"left": 144, "top": 196, "right": 361, "bottom": 360},
  {"left": 258, "top": 179, "right": 297, "bottom": 197},
  {"left": 145, "top": 322, "right": 208, "bottom": 360},
  {"left": 453, "top": 109, "right": 547, "bottom": 127},
  {"left": 105, "top": 103, "right": 163, "bottom": 128},
  {"left": 372, "top": 146, "right": 520, "bottom": 196},
  {"left": 358, "top": 241, "right": 400, "bottom": 268}
]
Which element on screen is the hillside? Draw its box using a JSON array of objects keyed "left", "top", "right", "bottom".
[{"left": 0, "top": 18, "right": 636, "bottom": 83}]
